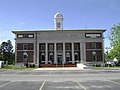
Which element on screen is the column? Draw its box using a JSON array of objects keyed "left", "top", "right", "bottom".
[
  {"left": 34, "top": 41, "right": 37, "bottom": 64},
  {"left": 54, "top": 43, "right": 57, "bottom": 64},
  {"left": 33, "top": 42, "right": 36, "bottom": 64},
  {"left": 45, "top": 43, "right": 48, "bottom": 64},
  {"left": 63, "top": 43, "right": 66, "bottom": 64},
  {"left": 37, "top": 43, "right": 39, "bottom": 65},
  {"left": 72, "top": 43, "right": 75, "bottom": 64},
  {"left": 80, "top": 42, "right": 86, "bottom": 64},
  {"left": 15, "top": 41, "right": 17, "bottom": 64}
]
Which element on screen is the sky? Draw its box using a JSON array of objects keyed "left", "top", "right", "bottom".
[{"left": 0, "top": 0, "right": 120, "bottom": 51}]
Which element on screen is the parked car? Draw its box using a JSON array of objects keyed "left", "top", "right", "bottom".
[{"left": 106, "top": 60, "right": 115, "bottom": 67}]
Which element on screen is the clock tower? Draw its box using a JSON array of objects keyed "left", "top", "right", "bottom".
[{"left": 54, "top": 13, "right": 63, "bottom": 30}]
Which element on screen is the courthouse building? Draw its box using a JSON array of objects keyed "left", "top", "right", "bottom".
[{"left": 12, "top": 13, "right": 105, "bottom": 67}]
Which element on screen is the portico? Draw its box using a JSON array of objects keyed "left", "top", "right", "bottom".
[{"left": 39, "top": 42, "right": 81, "bottom": 66}]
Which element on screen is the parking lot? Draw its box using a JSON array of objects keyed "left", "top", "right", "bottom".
[
  {"left": 0, "top": 70, "right": 120, "bottom": 90},
  {"left": 0, "top": 80, "right": 120, "bottom": 90}
]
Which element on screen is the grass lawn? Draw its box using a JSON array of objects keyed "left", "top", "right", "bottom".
[
  {"left": 94, "top": 66, "right": 120, "bottom": 70},
  {"left": 0, "top": 65, "right": 36, "bottom": 70}
]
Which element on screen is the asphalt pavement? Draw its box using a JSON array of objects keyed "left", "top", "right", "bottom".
[{"left": 0, "top": 69, "right": 120, "bottom": 90}]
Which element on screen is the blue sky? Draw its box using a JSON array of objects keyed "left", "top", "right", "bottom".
[{"left": 0, "top": 0, "right": 120, "bottom": 50}]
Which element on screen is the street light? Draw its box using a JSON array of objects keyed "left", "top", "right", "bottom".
[{"left": 92, "top": 51, "right": 96, "bottom": 67}]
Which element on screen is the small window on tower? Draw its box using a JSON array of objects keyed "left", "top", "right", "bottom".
[{"left": 57, "top": 22, "right": 61, "bottom": 28}]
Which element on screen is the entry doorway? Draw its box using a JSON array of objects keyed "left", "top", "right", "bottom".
[{"left": 57, "top": 55, "right": 63, "bottom": 64}]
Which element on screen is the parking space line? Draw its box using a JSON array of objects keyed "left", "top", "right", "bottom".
[
  {"left": 76, "top": 81, "right": 87, "bottom": 90},
  {"left": 39, "top": 81, "right": 46, "bottom": 90},
  {"left": 107, "top": 80, "right": 120, "bottom": 85},
  {"left": 0, "top": 81, "right": 14, "bottom": 87}
]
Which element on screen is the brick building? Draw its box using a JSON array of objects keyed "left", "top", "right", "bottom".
[{"left": 12, "top": 13, "right": 105, "bottom": 67}]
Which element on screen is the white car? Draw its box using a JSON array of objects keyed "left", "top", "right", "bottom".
[{"left": 106, "top": 61, "right": 115, "bottom": 66}]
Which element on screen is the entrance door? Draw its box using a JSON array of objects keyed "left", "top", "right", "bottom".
[{"left": 57, "top": 55, "right": 63, "bottom": 64}]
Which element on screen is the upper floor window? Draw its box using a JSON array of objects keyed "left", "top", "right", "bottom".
[
  {"left": 23, "top": 44, "right": 28, "bottom": 50},
  {"left": 74, "top": 44, "right": 79, "bottom": 50},
  {"left": 49, "top": 44, "right": 54, "bottom": 51},
  {"left": 17, "top": 34, "right": 34, "bottom": 38},
  {"left": 57, "top": 44, "right": 63, "bottom": 51},
  {"left": 91, "top": 43, "right": 96, "bottom": 49},
  {"left": 41, "top": 45, "right": 45, "bottom": 51},
  {"left": 18, "top": 35, "right": 23, "bottom": 38},
  {"left": 85, "top": 33, "right": 101, "bottom": 38},
  {"left": 28, "top": 34, "right": 34, "bottom": 38},
  {"left": 66, "top": 44, "right": 70, "bottom": 51}
]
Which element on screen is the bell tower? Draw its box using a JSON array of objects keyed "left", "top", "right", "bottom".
[{"left": 54, "top": 13, "right": 63, "bottom": 30}]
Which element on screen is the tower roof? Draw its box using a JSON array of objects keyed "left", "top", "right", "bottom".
[{"left": 54, "top": 13, "right": 63, "bottom": 18}]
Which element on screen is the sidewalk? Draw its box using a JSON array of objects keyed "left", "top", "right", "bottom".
[{"left": 34, "top": 67, "right": 80, "bottom": 71}]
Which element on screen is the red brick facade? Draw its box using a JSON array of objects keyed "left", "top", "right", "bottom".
[
  {"left": 86, "top": 42, "right": 103, "bottom": 62},
  {"left": 16, "top": 43, "right": 34, "bottom": 63}
]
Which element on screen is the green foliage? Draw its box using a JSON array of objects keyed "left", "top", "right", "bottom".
[
  {"left": 109, "top": 23, "right": 120, "bottom": 60},
  {"left": 0, "top": 65, "right": 36, "bottom": 70},
  {"left": 0, "top": 40, "right": 14, "bottom": 64},
  {"left": 106, "top": 50, "right": 114, "bottom": 60}
]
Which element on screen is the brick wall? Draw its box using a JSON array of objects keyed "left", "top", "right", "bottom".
[
  {"left": 86, "top": 42, "right": 103, "bottom": 62},
  {"left": 16, "top": 43, "right": 34, "bottom": 63}
]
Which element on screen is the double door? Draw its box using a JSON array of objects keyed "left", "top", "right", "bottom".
[{"left": 57, "top": 55, "right": 63, "bottom": 64}]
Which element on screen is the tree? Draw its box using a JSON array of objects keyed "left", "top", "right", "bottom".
[
  {"left": 109, "top": 23, "right": 120, "bottom": 60},
  {"left": 0, "top": 40, "right": 14, "bottom": 64}
]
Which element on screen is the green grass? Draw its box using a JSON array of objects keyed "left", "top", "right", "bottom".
[
  {"left": 0, "top": 65, "right": 36, "bottom": 70},
  {"left": 94, "top": 66, "right": 120, "bottom": 70}
]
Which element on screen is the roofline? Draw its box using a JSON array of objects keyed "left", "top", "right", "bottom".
[{"left": 12, "top": 29, "right": 106, "bottom": 33}]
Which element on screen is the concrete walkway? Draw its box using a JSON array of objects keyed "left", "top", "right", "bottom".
[{"left": 34, "top": 67, "right": 80, "bottom": 71}]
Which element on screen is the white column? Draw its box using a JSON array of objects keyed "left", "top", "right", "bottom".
[
  {"left": 37, "top": 43, "right": 39, "bottom": 65},
  {"left": 54, "top": 43, "right": 57, "bottom": 64},
  {"left": 80, "top": 42, "right": 86, "bottom": 64},
  {"left": 33, "top": 42, "right": 36, "bottom": 64},
  {"left": 45, "top": 43, "right": 48, "bottom": 64},
  {"left": 63, "top": 43, "right": 66, "bottom": 64},
  {"left": 72, "top": 43, "right": 75, "bottom": 64},
  {"left": 15, "top": 41, "right": 17, "bottom": 63}
]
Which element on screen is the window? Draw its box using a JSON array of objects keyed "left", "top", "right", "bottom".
[
  {"left": 85, "top": 33, "right": 101, "bottom": 38},
  {"left": 66, "top": 44, "right": 70, "bottom": 51},
  {"left": 74, "top": 44, "right": 78, "bottom": 50},
  {"left": 40, "top": 53, "right": 45, "bottom": 64},
  {"left": 86, "top": 42, "right": 97, "bottom": 49},
  {"left": 49, "top": 44, "right": 53, "bottom": 51},
  {"left": 92, "top": 43, "right": 96, "bottom": 49},
  {"left": 17, "top": 34, "right": 34, "bottom": 38},
  {"left": 66, "top": 52, "right": 70, "bottom": 57},
  {"left": 28, "top": 34, "right": 34, "bottom": 38},
  {"left": 41, "top": 45, "right": 45, "bottom": 51},
  {"left": 23, "top": 44, "right": 28, "bottom": 50},
  {"left": 57, "top": 44, "right": 62, "bottom": 51},
  {"left": 57, "top": 22, "right": 61, "bottom": 28},
  {"left": 18, "top": 35, "right": 23, "bottom": 38}
]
